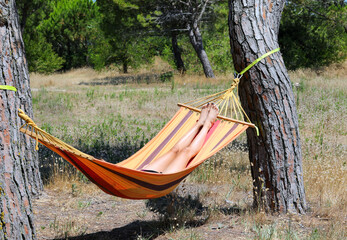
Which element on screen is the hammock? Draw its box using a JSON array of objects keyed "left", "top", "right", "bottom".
[
  {"left": 19, "top": 105, "right": 254, "bottom": 200},
  {"left": 18, "top": 49, "right": 279, "bottom": 200}
]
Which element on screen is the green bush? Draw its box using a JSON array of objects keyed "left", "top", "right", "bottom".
[
  {"left": 38, "top": 0, "right": 100, "bottom": 70},
  {"left": 88, "top": 37, "right": 113, "bottom": 71},
  {"left": 25, "top": 35, "right": 65, "bottom": 74},
  {"left": 279, "top": 1, "right": 347, "bottom": 69}
]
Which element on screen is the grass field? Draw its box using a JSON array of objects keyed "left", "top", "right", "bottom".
[{"left": 30, "top": 62, "right": 346, "bottom": 239}]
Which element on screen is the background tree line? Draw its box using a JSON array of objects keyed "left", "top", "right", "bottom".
[{"left": 17, "top": 0, "right": 346, "bottom": 75}]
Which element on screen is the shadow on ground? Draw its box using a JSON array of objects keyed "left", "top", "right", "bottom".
[
  {"left": 53, "top": 193, "right": 247, "bottom": 240},
  {"left": 55, "top": 220, "right": 172, "bottom": 240},
  {"left": 55, "top": 192, "right": 211, "bottom": 240}
]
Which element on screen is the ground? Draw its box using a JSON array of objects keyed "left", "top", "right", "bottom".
[
  {"left": 30, "top": 63, "right": 346, "bottom": 240},
  {"left": 32, "top": 182, "right": 340, "bottom": 240}
]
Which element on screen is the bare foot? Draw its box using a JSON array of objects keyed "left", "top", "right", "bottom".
[
  {"left": 205, "top": 103, "right": 219, "bottom": 128},
  {"left": 197, "top": 103, "right": 210, "bottom": 126}
]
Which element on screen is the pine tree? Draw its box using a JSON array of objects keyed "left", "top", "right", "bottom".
[{"left": 229, "top": 0, "right": 307, "bottom": 213}]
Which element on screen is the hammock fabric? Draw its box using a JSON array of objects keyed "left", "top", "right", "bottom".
[
  {"left": 19, "top": 104, "right": 253, "bottom": 199},
  {"left": 18, "top": 49, "right": 279, "bottom": 200}
]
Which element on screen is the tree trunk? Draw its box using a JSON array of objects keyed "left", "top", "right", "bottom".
[
  {"left": 0, "top": 0, "right": 42, "bottom": 238},
  {"left": 228, "top": 0, "right": 306, "bottom": 213},
  {"left": 18, "top": 1, "right": 28, "bottom": 33},
  {"left": 122, "top": 61, "right": 128, "bottom": 74},
  {"left": 187, "top": 23, "right": 215, "bottom": 78},
  {"left": 171, "top": 32, "right": 186, "bottom": 74}
]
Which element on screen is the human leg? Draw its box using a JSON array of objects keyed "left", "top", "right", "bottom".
[
  {"left": 170, "top": 103, "right": 210, "bottom": 152},
  {"left": 162, "top": 104, "right": 219, "bottom": 174},
  {"left": 141, "top": 104, "right": 210, "bottom": 173}
]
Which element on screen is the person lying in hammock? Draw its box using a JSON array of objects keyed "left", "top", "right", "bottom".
[{"left": 141, "top": 103, "right": 219, "bottom": 174}]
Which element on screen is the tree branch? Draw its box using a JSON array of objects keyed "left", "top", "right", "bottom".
[{"left": 196, "top": 0, "right": 210, "bottom": 23}]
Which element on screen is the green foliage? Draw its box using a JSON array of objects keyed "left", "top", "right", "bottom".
[
  {"left": 39, "top": 0, "right": 101, "bottom": 70},
  {"left": 280, "top": 0, "right": 347, "bottom": 69},
  {"left": 96, "top": 0, "right": 160, "bottom": 72},
  {"left": 18, "top": 0, "right": 346, "bottom": 74},
  {"left": 24, "top": 34, "right": 65, "bottom": 74},
  {"left": 204, "top": 36, "right": 232, "bottom": 74},
  {"left": 159, "top": 1, "right": 233, "bottom": 74},
  {"left": 19, "top": 0, "right": 101, "bottom": 73},
  {"left": 17, "top": 0, "right": 52, "bottom": 32},
  {"left": 88, "top": 36, "right": 113, "bottom": 71},
  {"left": 204, "top": 2, "right": 233, "bottom": 74},
  {"left": 160, "top": 71, "right": 173, "bottom": 82},
  {"left": 18, "top": 0, "right": 61, "bottom": 73}
]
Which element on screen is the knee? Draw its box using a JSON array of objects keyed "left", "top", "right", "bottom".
[
  {"left": 171, "top": 146, "right": 181, "bottom": 154},
  {"left": 181, "top": 146, "right": 196, "bottom": 158}
]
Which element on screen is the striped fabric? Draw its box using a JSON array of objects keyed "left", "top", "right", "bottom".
[{"left": 21, "top": 107, "right": 249, "bottom": 199}]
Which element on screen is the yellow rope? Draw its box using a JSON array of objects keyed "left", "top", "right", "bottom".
[
  {"left": 223, "top": 96, "right": 229, "bottom": 116},
  {"left": 183, "top": 89, "right": 229, "bottom": 106},
  {"left": 0, "top": 85, "right": 17, "bottom": 91},
  {"left": 231, "top": 93, "right": 238, "bottom": 120},
  {"left": 185, "top": 77, "right": 245, "bottom": 121},
  {"left": 18, "top": 109, "right": 95, "bottom": 160},
  {"left": 19, "top": 110, "right": 41, "bottom": 150},
  {"left": 182, "top": 49, "right": 280, "bottom": 133}
]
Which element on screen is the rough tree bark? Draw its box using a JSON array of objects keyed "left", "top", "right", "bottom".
[
  {"left": 0, "top": 0, "right": 42, "bottom": 238},
  {"left": 228, "top": 0, "right": 306, "bottom": 213},
  {"left": 171, "top": 32, "right": 186, "bottom": 74}
]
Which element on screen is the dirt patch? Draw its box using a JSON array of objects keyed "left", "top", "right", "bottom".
[
  {"left": 33, "top": 183, "right": 254, "bottom": 240},
  {"left": 32, "top": 182, "right": 339, "bottom": 240}
]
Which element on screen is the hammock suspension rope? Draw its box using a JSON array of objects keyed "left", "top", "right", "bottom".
[
  {"left": 184, "top": 48, "right": 280, "bottom": 135},
  {"left": 0, "top": 85, "right": 17, "bottom": 91}
]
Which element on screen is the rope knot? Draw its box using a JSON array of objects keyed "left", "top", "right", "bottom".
[
  {"left": 18, "top": 109, "right": 38, "bottom": 129},
  {"left": 230, "top": 78, "right": 240, "bottom": 89},
  {"left": 18, "top": 109, "right": 40, "bottom": 150}
]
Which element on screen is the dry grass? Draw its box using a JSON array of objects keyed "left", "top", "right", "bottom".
[
  {"left": 30, "top": 57, "right": 173, "bottom": 89},
  {"left": 30, "top": 61, "right": 346, "bottom": 239},
  {"left": 135, "top": 56, "right": 174, "bottom": 74},
  {"left": 30, "top": 68, "right": 118, "bottom": 88},
  {"left": 173, "top": 73, "right": 231, "bottom": 87},
  {"left": 289, "top": 61, "right": 347, "bottom": 89},
  {"left": 289, "top": 62, "right": 347, "bottom": 223}
]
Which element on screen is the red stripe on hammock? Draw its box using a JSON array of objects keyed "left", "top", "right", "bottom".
[
  {"left": 203, "top": 120, "right": 221, "bottom": 145},
  {"left": 63, "top": 151, "right": 128, "bottom": 198},
  {"left": 186, "top": 120, "right": 220, "bottom": 167}
]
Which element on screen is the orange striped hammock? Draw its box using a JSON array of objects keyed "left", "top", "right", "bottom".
[{"left": 18, "top": 79, "right": 256, "bottom": 200}]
